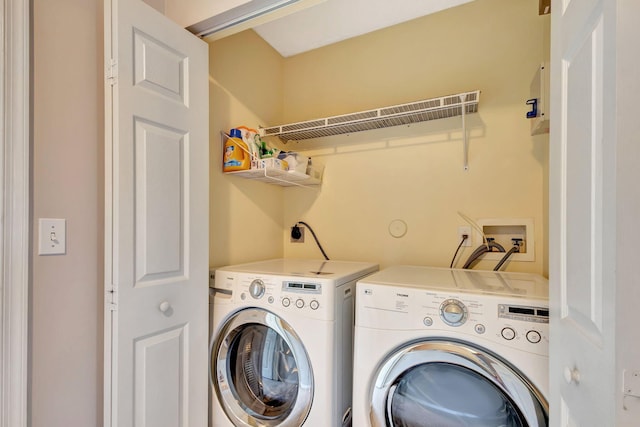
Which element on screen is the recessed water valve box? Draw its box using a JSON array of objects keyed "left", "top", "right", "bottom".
[{"left": 474, "top": 218, "right": 535, "bottom": 262}]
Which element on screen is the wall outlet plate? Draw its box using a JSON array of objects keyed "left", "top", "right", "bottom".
[
  {"left": 457, "top": 226, "right": 472, "bottom": 247},
  {"left": 291, "top": 226, "right": 305, "bottom": 243}
]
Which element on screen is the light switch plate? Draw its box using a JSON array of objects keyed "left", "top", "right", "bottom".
[{"left": 38, "top": 218, "right": 66, "bottom": 255}]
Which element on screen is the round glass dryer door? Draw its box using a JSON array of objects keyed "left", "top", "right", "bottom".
[
  {"left": 370, "top": 340, "right": 548, "bottom": 427},
  {"left": 212, "top": 308, "right": 313, "bottom": 427}
]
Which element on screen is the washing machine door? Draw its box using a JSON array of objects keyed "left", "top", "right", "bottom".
[
  {"left": 370, "top": 340, "right": 548, "bottom": 427},
  {"left": 212, "top": 307, "right": 313, "bottom": 426}
]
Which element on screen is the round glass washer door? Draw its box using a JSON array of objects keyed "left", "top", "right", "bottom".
[
  {"left": 212, "top": 307, "right": 313, "bottom": 427},
  {"left": 370, "top": 339, "right": 548, "bottom": 427}
]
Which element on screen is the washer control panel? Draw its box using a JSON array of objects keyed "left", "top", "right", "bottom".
[
  {"left": 281, "top": 281, "right": 322, "bottom": 312},
  {"left": 229, "top": 273, "right": 334, "bottom": 319}
]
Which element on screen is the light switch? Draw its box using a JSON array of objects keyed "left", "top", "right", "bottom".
[{"left": 38, "top": 218, "right": 66, "bottom": 255}]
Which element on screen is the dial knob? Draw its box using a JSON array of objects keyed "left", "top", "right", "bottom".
[
  {"left": 249, "top": 279, "right": 265, "bottom": 299},
  {"left": 440, "top": 299, "right": 468, "bottom": 326}
]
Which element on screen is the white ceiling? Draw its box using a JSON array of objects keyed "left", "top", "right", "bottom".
[{"left": 253, "top": 0, "right": 475, "bottom": 57}]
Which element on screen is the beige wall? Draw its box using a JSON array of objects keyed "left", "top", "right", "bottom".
[
  {"left": 209, "top": 0, "right": 550, "bottom": 274},
  {"left": 31, "top": 0, "right": 103, "bottom": 426},
  {"left": 209, "top": 30, "right": 286, "bottom": 269},
  {"left": 279, "top": 0, "right": 550, "bottom": 273}
]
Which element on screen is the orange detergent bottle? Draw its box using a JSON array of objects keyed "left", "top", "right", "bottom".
[{"left": 223, "top": 128, "right": 251, "bottom": 172}]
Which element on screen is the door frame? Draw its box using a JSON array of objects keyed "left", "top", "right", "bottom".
[{"left": 0, "top": 0, "right": 30, "bottom": 427}]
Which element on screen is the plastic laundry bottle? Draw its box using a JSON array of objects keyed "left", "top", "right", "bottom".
[{"left": 223, "top": 128, "right": 251, "bottom": 172}]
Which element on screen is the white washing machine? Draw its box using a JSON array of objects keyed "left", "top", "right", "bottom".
[
  {"left": 352, "top": 265, "right": 549, "bottom": 427},
  {"left": 210, "top": 258, "right": 378, "bottom": 427}
]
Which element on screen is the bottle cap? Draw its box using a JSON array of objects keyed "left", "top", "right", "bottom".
[{"left": 230, "top": 128, "right": 242, "bottom": 138}]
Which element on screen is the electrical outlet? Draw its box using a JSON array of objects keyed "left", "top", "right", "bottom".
[
  {"left": 291, "top": 226, "right": 305, "bottom": 243},
  {"left": 457, "top": 226, "right": 472, "bottom": 247}
]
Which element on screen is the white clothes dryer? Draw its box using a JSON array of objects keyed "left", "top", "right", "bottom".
[
  {"left": 352, "top": 265, "right": 549, "bottom": 427},
  {"left": 210, "top": 258, "right": 378, "bottom": 427}
]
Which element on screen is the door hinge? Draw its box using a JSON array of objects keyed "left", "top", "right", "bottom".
[
  {"left": 106, "top": 59, "right": 118, "bottom": 86},
  {"left": 107, "top": 287, "right": 118, "bottom": 311}
]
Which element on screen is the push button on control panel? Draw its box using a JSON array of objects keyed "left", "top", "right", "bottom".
[
  {"left": 501, "top": 327, "right": 516, "bottom": 340},
  {"left": 295, "top": 299, "right": 305, "bottom": 309},
  {"left": 310, "top": 300, "right": 319, "bottom": 310},
  {"left": 282, "top": 297, "right": 291, "bottom": 307},
  {"left": 526, "top": 330, "right": 542, "bottom": 343}
]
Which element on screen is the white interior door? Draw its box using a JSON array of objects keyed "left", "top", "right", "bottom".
[
  {"left": 549, "top": 0, "right": 616, "bottom": 424},
  {"left": 104, "top": 1, "right": 209, "bottom": 426}
]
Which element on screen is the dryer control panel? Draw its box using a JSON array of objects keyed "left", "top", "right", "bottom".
[{"left": 356, "top": 281, "right": 549, "bottom": 357}]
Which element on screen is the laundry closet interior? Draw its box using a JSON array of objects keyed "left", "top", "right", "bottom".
[
  {"left": 204, "top": 1, "right": 550, "bottom": 425},
  {"left": 207, "top": 0, "right": 550, "bottom": 276}
]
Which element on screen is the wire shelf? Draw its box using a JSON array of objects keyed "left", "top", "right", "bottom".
[
  {"left": 224, "top": 167, "right": 321, "bottom": 187},
  {"left": 260, "top": 90, "right": 480, "bottom": 143},
  {"left": 221, "top": 132, "right": 323, "bottom": 187}
]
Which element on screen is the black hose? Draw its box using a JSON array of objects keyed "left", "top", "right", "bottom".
[
  {"left": 493, "top": 245, "right": 519, "bottom": 271},
  {"left": 296, "top": 221, "right": 330, "bottom": 260},
  {"left": 462, "top": 241, "right": 505, "bottom": 269},
  {"left": 469, "top": 240, "right": 505, "bottom": 261},
  {"left": 450, "top": 235, "right": 468, "bottom": 268}
]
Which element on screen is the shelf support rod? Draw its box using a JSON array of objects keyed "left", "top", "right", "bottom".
[{"left": 460, "top": 93, "right": 469, "bottom": 171}]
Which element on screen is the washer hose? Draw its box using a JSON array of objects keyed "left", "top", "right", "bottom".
[{"left": 462, "top": 240, "right": 505, "bottom": 269}]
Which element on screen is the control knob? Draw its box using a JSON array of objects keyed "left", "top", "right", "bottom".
[
  {"left": 440, "top": 299, "right": 468, "bottom": 326},
  {"left": 249, "top": 279, "right": 265, "bottom": 299}
]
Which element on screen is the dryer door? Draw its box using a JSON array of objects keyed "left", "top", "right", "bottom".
[
  {"left": 370, "top": 340, "right": 548, "bottom": 427},
  {"left": 212, "top": 308, "right": 313, "bottom": 426}
]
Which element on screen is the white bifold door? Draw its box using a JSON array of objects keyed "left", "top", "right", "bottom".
[
  {"left": 549, "top": 0, "right": 618, "bottom": 424},
  {"left": 104, "top": 1, "right": 209, "bottom": 426}
]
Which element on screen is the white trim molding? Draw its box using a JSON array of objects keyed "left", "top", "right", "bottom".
[{"left": 1, "top": 0, "right": 30, "bottom": 427}]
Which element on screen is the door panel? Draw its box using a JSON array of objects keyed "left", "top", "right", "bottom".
[
  {"left": 134, "top": 325, "right": 188, "bottom": 427},
  {"left": 550, "top": 0, "right": 615, "bottom": 424},
  {"left": 562, "top": 13, "right": 604, "bottom": 341},
  {"left": 133, "top": 29, "right": 188, "bottom": 105},
  {"left": 104, "top": 1, "right": 208, "bottom": 426},
  {"left": 135, "top": 118, "right": 186, "bottom": 283}
]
